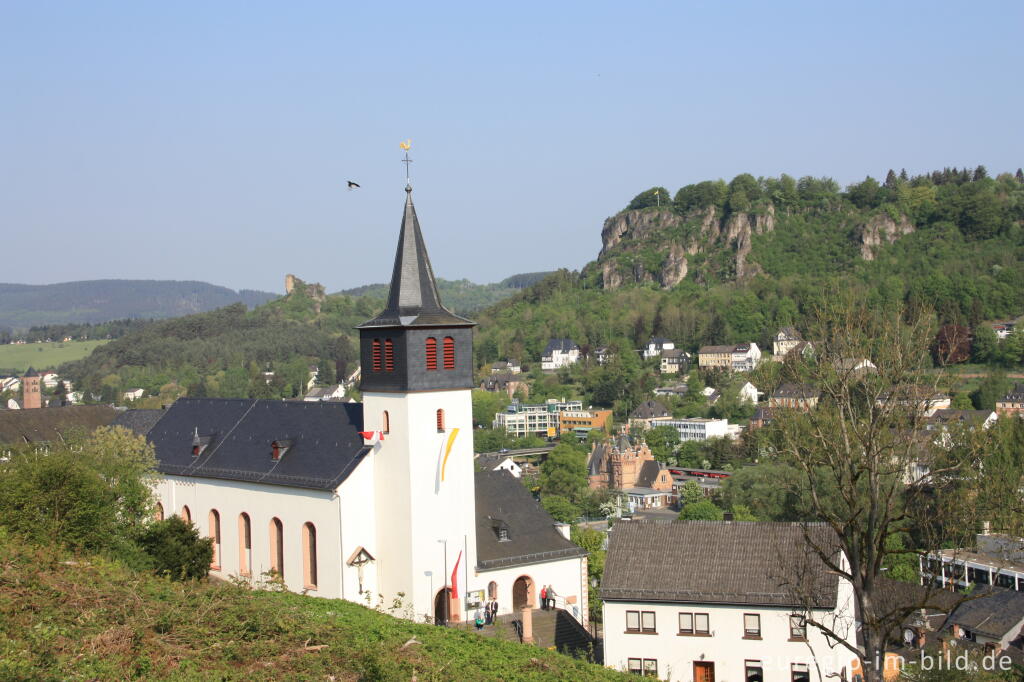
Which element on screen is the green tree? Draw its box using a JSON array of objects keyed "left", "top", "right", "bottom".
[
  {"left": 971, "top": 372, "right": 1010, "bottom": 410},
  {"left": 0, "top": 426, "right": 156, "bottom": 560},
  {"left": 472, "top": 390, "right": 509, "bottom": 429},
  {"left": 539, "top": 443, "right": 588, "bottom": 501},
  {"left": 679, "top": 480, "right": 704, "bottom": 507},
  {"left": 137, "top": 516, "right": 214, "bottom": 580},
  {"left": 679, "top": 500, "right": 724, "bottom": 521},
  {"left": 970, "top": 324, "right": 998, "bottom": 364},
  {"left": 541, "top": 495, "right": 580, "bottom": 523},
  {"left": 627, "top": 187, "right": 671, "bottom": 211},
  {"left": 729, "top": 504, "right": 758, "bottom": 521},
  {"left": 644, "top": 425, "right": 680, "bottom": 461}
]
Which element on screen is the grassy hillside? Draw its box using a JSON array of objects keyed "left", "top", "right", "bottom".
[
  {"left": 0, "top": 532, "right": 623, "bottom": 681},
  {"left": 0, "top": 280, "right": 278, "bottom": 331},
  {"left": 0, "top": 340, "right": 109, "bottom": 374}
]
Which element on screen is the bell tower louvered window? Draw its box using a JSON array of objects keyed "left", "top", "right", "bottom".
[
  {"left": 443, "top": 337, "right": 455, "bottom": 370},
  {"left": 384, "top": 338, "right": 395, "bottom": 372},
  {"left": 425, "top": 337, "right": 438, "bottom": 370},
  {"left": 372, "top": 339, "right": 382, "bottom": 372},
  {"left": 436, "top": 409, "right": 445, "bottom": 432}
]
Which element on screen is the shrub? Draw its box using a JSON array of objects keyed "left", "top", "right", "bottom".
[{"left": 138, "top": 516, "right": 213, "bottom": 580}]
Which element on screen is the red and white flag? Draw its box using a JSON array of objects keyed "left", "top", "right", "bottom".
[{"left": 358, "top": 431, "right": 385, "bottom": 445}]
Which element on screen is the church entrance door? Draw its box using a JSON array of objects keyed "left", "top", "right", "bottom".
[
  {"left": 512, "top": 575, "right": 533, "bottom": 610},
  {"left": 434, "top": 587, "right": 452, "bottom": 625}
]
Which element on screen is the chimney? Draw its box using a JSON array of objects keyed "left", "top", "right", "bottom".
[{"left": 723, "top": 512, "right": 734, "bottom": 522}]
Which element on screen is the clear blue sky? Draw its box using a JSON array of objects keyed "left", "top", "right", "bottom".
[{"left": 2, "top": 1, "right": 1021, "bottom": 293}]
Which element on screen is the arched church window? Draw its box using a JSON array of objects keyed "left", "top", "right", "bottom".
[
  {"left": 181, "top": 505, "right": 191, "bottom": 524},
  {"left": 303, "top": 522, "right": 318, "bottom": 590},
  {"left": 436, "top": 409, "right": 445, "bottom": 432},
  {"left": 382, "top": 411, "right": 390, "bottom": 434},
  {"left": 154, "top": 502, "right": 164, "bottom": 521},
  {"left": 371, "top": 339, "right": 382, "bottom": 372},
  {"left": 425, "top": 337, "right": 438, "bottom": 370},
  {"left": 239, "top": 513, "right": 252, "bottom": 577},
  {"left": 443, "top": 337, "right": 455, "bottom": 370},
  {"left": 488, "top": 581, "right": 498, "bottom": 600},
  {"left": 270, "top": 517, "right": 284, "bottom": 578},
  {"left": 384, "top": 339, "right": 395, "bottom": 372},
  {"left": 209, "top": 509, "right": 221, "bottom": 570}
]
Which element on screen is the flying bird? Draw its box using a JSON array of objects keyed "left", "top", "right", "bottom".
[{"left": 347, "top": 181, "right": 360, "bottom": 190}]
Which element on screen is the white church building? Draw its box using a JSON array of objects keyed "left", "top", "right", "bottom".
[{"left": 147, "top": 185, "right": 589, "bottom": 626}]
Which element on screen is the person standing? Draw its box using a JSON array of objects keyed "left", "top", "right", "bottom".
[
  {"left": 539, "top": 585, "right": 547, "bottom": 610},
  {"left": 547, "top": 585, "right": 557, "bottom": 610}
]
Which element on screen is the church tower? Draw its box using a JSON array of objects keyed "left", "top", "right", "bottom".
[{"left": 358, "top": 185, "right": 478, "bottom": 623}]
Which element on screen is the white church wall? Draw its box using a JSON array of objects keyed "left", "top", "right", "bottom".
[
  {"left": 154, "top": 475, "right": 343, "bottom": 598},
  {"left": 475, "top": 555, "right": 587, "bottom": 624},
  {"left": 337, "top": 451, "right": 381, "bottom": 607}
]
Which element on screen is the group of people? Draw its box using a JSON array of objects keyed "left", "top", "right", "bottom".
[
  {"left": 539, "top": 584, "right": 557, "bottom": 610},
  {"left": 473, "top": 599, "right": 499, "bottom": 630}
]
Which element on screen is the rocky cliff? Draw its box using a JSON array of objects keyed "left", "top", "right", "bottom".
[{"left": 592, "top": 202, "right": 915, "bottom": 290}]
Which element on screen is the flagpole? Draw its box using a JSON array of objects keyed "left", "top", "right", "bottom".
[{"left": 463, "top": 533, "right": 469, "bottom": 623}]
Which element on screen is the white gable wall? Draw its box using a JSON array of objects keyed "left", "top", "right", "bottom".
[{"left": 476, "top": 555, "right": 587, "bottom": 623}]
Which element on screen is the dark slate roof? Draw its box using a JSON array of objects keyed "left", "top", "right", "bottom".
[
  {"left": 23, "top": 367, "right": 39, "bottom": 377},
  {"left": 0, "top": 405, "right": 118, "bottom": 444},
  {"left": 588, "top": 442, "right": 609, "bottom": 476},
  {"left": 147, "top": 398, "right": 368, "bottom": 491},
  {"left": 772, "top": 383, "right": 820, "bottom": 400},
  {"left": 929, "top": 409, "right": 995, "bottom": 425},
  {"left": 630, "top": 400, "right": 670, "bottom": 420},
  {"left": 945, "top": 588, "right": 1024, "bottom": 640},
  {"left": 635, "top": 460, "right": 664, "bottom": 488},
  {"left": 475, "top": 470, "right": 586, "bottom": 570},
  {"left": 358, "top": 186, "right": 474, "bottom": 329},
  {"left": 543, "top": 338, "right": 579, "bottom": 355},
  {"left": 661, "top": 348, "right": 688, "bottom": 360},
  {"left": 111, "top": 409, "right": 165, "bottom": 436},
  {"left": 1000, "top": 384, "right": 1024, "bottom": 402},
  {"left": 777, "top": 326, "right": 802, "bottom": 340},
  {"left": 602, "top": 520, "right": 840, "bottom": 608},
  {"left": 699, "top": 344, "right": 734, "bottom": 354}
]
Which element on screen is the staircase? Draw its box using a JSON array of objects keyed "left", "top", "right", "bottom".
[{"left": 462, "top": 608, "right": 600, "bottom": 662}]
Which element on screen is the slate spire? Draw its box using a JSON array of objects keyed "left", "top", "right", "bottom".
[{"left": 358, "top": 186, "right": 474, "bottom": 328}]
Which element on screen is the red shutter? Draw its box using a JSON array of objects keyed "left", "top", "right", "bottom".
[
  {"left": 384, "top": 338, "right": 395, "bottom": 372},
  {"left": 425, "top": 337, "right": 437, "bottom": 370},
  {"left": 443, "top": 337, "right": 455, "bottom": 370},
  {"left": 372, "top": 339, "right": 382, "bottom": 372}
]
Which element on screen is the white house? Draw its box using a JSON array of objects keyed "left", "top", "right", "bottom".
[
  {"left": 303, "top": 384, "right": 347, "bottom": 401},
  {"left": 475, "top": 453, "right": 523, "bottom": 478},
  {"left": 731, "top": 343, "right": 761, "bottom": 372},
  {"left": 40, "top": 372, "right": 60, "bottom": 389},
  {"left": 490, "top": 359, "right": 521, "bottom": 374},
  {"left": 660, "top": 417, "right": 731, "bottom": 442},
  {"left": 737, "top": 381, "right": 758, "bottom": 405},
  {"left": 773, "top": 327, "right": 803, "bottom": 357},
  {"left": 541, "top": 338, "right": 580, "bottom": 371},
  {"left": 601, "top": 520, "right": 857, "bottom": 682},
  {"left": 493, "top": 398, "right": 583, "bottom": 438},
  {"left": 122, "top": 388, "right": 145, "bottom": 402},
  {"left": 644, "top": 337, "right": 675, "bottom": 360},
  {"left": 147, "top": 186, "right": 589, "bottom": 628}
]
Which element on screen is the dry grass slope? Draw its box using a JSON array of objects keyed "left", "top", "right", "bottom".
[{"left": 0, "top": 532, "right": 623, "bottom": 681}]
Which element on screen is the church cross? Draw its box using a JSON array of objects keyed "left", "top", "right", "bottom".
[{"left": 402, "top": 151, "right": 413, "bottom": 183}]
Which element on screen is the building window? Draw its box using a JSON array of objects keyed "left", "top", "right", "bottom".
[
  {"left": 238, "top": 513, "right": 252, "bottom": 577},
  {"left": 382, "top": 411, "right": 390, "bottom": 434},
  {"left": 791, "top": 663, "right": 810, "bottom": 682},
  {"left": 208, "top": 509, "right": 221, "bottom": 570},
  {"left": 270, "top": 517, "right": 284, "bottom": 578},
  {"left": 626, "top": 610, "right": 655, "bottom": 633},
  {"left": 745, "top": 661, "right": 764, "bottom": 682},
  {"left": 498, "top": 528, "right": 510, "bottom": 542},
  {"left": 302, "top": 522, "right": 317, "bottom": 590},
  {"left": 443, "top": 336, "right": 455, "bottom": 370},
  {"left": 154, "top": 502, "right": 164, "bottom": 521},
  {"left": 679, "top": 612, "right": 710, "bottom": 635},
  {"left": 488, "top": 581, "right": 497, "bottom": 600},
  {"left": 642, "top": 660, "right": 657, "bottom": 677},
  {"left": 790, "top": 614, "right": 807, "bottom": 640},
  {"left": 372, "top": 339, "right": 382, "bottom": 371},
  {"left": 437, "top": 409, "right": 445, "bottom": 432},
  {"left": 181, "top": 505, "right": 191, "bottom": 524},
  {"left": 425, "top": 337, "right": 438, "bottom": 370},
  {"left": 743, "top": 613, "right": 761, "bottom": 638},
  {"left": 627, "top": 658, "right": 642, "bottom": 675},
  {"left": 384, "top": 338, "right": 395, "bottom": 372}
]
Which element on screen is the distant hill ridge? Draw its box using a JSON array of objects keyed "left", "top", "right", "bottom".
[
  {"left": 336, "top": 272, "right": 554, "bottom": 313},
  {"left": 0, "top": 279, "right": 279, "bottom": 331}
]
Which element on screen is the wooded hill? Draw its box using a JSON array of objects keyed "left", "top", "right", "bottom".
[
  {"left": 58, "top": 167, "right": 1024, "bottom": 404},
  {"left": 338, "top": 272, "right": 554, "bottom": 313},
  {"left": 475, "top": 167, "right": 1024, "bottom": 364},
  {"left": 0, "top": 279, "right": 278, "bottom": 331}
]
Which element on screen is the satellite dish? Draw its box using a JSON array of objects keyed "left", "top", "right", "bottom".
[{"left": 903, "top": 628, "right": 915, "bottom": 645}]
